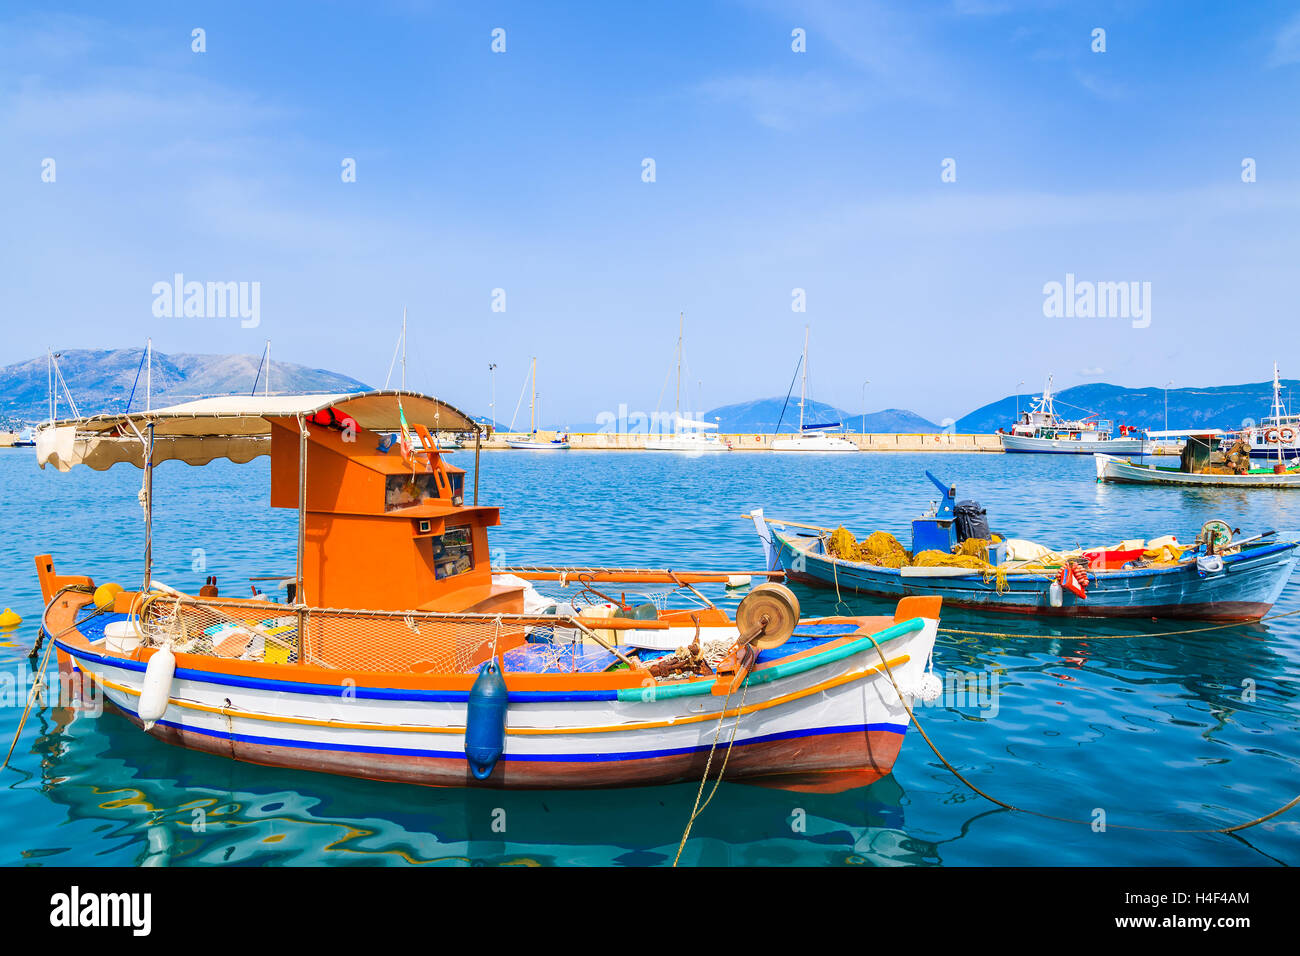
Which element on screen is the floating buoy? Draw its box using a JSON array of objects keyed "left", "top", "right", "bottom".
[
  {"left": 93, "top": 582, "right": 123, "bottom": 609},
  {"left": 465, "top": 659, "right": 508, "bottom": 780},
  {"left": 725, "top": 574, "right": 751, "bottom": 589},
  {"left": 0, "top": 608, "right": 21, "bottom": 628},
  {"left": 138, "top": 645, "right": 176, "bottom": 731}
]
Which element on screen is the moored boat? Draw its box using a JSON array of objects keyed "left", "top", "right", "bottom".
[
  {"left": 750, "top": 471, "right": 1298, "bottom": 621},
  {"left": 999, "top": 375, "right": 1148, "bottom": 454},
  {"left": 1095, "top": 450, "right": 1300, "bottom": 488},
  {"left": 33, "top": 390, "right": 940, "bottom": 791},
  {"left": 769, "top": 325, "right": 860, "bottom": 453}
]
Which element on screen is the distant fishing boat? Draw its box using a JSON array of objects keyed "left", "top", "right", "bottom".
[
  {"left": 33, "top": 389, "right": 941, "bottom": 791},
  {"left": 770, "top": 326, "right": 859, "bottom": 453},
  {"left": 643, "top": 313, "right": 730, "bottom": 453},
  {"left": 1241, "top": 362, "right": 1300, "bottom": 459},
  {"left": 1095, "top": 450, "right": 1300, "bottom": 488},
  {"left": 999, "top": 375, "right": 1148, "bottom": 454},
  {"left": 750, "top": 471, "right": 1297, "bottom": 621},
  {"left": 506, "top": 357, "right": 571, "bottom": 450}
]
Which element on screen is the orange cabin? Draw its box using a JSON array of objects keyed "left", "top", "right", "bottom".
[{"left": 266, "top": 416, "right": 524, "bottom": 615}]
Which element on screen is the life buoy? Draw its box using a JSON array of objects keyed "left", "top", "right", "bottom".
[
  {"left": 1266, "top": 428, "right": 1282, "bottom": 444},
  {"left": 1282, "top": 427, "right": 1297, "bottom": 444},
  {"left": 1058, "top": 563, "right": 1088, "bottom": 600}
]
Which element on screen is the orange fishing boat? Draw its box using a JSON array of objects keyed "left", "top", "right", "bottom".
[{"left": 33, "top": 390, "right": 940, "bottom": 791}]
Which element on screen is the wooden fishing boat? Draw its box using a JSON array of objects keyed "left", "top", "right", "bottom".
[
  {"left": 32, "top": 390, "right": 940, "bottom": 791},
  {"left": 749, "top": 472, "right": 1298, "bottom": 622},
  {"left": 1095, "top": 452, "right": 1300, "bottom": 488}
]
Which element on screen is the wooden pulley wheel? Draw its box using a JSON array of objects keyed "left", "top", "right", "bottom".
[{"left": 736, "top": 582, "right": 800, "bottom": 650}]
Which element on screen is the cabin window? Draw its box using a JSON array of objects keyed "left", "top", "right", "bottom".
[
  {"left": 431, "top": 526, "right": 474, "bottom": 579},
  {"left": 385, "top": 473, "right": 441, "bottom": 511}
]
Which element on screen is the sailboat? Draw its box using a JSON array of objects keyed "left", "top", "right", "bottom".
[
  {"left": 770, "top": 326, "right": 859, "bottom": 453},
  {"left": 506, "top": 358, "right": 570, "bottom": 450},
  {"left": 643, "top": 313, "right": 730, "bottom": 452}
]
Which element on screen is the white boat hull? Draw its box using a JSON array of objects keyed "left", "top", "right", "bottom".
[
  {"left": 1001, "top": 434, "right": 1149, "bottom": 455},
  {"left": 1094, "top": 453, "right": 1300, "bottom": 487},
  {"left": 57, "top": 616, "right": 937, "bottom": 789},
  {"left": 771, "top": 435, "right": 860, "bottom": 452}
]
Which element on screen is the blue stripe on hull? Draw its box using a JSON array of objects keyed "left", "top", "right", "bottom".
[{"left": 101, "top": 693, "right": 906, "bottom": 763}]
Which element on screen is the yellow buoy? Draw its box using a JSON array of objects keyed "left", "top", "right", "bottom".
[
  {"left": 0, "top": 608, "right": 21, "bottom": 628},
  {"left": 94, "top": 582, "right": 124, "bottom": 609}
]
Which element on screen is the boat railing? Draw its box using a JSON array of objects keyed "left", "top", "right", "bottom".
[{"left": 132, "top": 594, "right": 615, "bottom": 675}]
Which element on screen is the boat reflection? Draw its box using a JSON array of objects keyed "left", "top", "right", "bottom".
[{"left": 31, "top": 705, "right": 941, "bottom": 867}]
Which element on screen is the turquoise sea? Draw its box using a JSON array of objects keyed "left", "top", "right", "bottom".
[{"left": 1, "top": 448, "right": 1297, "bottom": 866}]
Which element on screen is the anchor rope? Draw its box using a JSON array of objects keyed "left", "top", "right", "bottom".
[
  {"left": 2, "top": 594, "right": 113, "bottom": 771},
  {"left": 672, "top": 673, "right": 752, "bottom": 867},
  {"left": 937, "top": 606, "right": 1300, "bottom": 641},
  {"left": 861, "top": 629, "right": 1300, "bottom": 835}
]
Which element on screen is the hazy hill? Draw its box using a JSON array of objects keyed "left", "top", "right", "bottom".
[
  {"left": 954, "top": 381, "right": 1299, "bottom": 434},
  {"left": 702, "top": 397, "right": 940, "bottom": 433},
  {"left": 0, "top": 348, "right": 371, "bottom": 422}
]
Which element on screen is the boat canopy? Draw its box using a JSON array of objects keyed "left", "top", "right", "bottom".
[{"left": 36, "top": 390, "right": 478, "bottom": 472}]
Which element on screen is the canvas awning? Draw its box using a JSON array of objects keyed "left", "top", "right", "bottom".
[{"left": 36, "top": 390, "right": 479, "bottom": 472}]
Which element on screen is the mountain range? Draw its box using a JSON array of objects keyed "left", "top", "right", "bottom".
[
  {"left": 0, "top": 348, "right": 370, "bottom": 424},
  {"left": 1, "top": 349, "right": 1294, "bottom": 436}
]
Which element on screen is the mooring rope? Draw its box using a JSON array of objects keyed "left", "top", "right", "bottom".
[
  {"left": 672, "top": 675, "right": 752, "bottom": 867},
  {"left": 861, "top": 629, "right": 1300, "bottom": 835},
  {"left": 2, "top": 595, "right": 112, "bottom": 771},
  {"left": 937, "top": 606, "right": 1300, "bottom": 641}
]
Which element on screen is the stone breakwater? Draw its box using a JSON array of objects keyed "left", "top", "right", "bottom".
[{"left": 479, "top": 432, "right": 1004, "bottom": 451}]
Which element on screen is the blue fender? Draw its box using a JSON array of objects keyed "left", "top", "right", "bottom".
[{"left": 465, "top": 659, "right": 508, "bottom": 780}]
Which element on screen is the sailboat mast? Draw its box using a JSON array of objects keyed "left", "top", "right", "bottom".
[
  {"left": 401, "top": 307, "right": 407, "bottom": 392},
  {"left": 146, "top": 338, "right": 152, "bottom": 412},
  {"left": 675, "top": 312, "right": 683, "bottom": 419},
  {"left": 799, "top": 325, "right": 808, "bottom": 431},
  {"left": 530, "top": 356, "right": 537, "bottom": 433},
  {"left": 266, "top": 340, "right": 271, "bottom": 396}
]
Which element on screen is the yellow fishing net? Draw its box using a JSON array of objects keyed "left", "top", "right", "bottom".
[
  {"left": 913, "top": 550, "right": 989, "bottom": 569},
  {"left": 826, "top": 527, "right": 911, "bottom": 567}
]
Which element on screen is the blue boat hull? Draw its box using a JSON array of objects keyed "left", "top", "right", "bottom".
[{"left": 766, "top": 528, "right": 1297, "bottom": 622}]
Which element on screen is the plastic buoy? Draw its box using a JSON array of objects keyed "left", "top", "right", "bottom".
[
  {"left": 138, "top": 645, "right": 176, "bottom": 731},
  {"left": 725, "top": 574, "right": 751, "bottom": 589},
  {"left": 93, "top": 582, "right": 124, "bottom": 609},
  {"left": 465, "top": 659, "right": 508, "bottom": 780},
  {"left": 0, "top": 608, "right": 21, "bottom": 628}
]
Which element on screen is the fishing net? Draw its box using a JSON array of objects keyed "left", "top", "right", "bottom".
[
  {"left": 826, "top": 527, "right": 911, "bottom": 567},
  {"left": 134, "top": 596, "right": 529, "bottom": 674},
  {"left": 912, "top": 550, "right": 988, "bottom": 569}
]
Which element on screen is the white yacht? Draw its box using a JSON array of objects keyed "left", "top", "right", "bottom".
[
  {"left": 769, "top": 326, "right": 859, "bottom": 453},
  {"left": 643, "top": 313, "right": 731, "bottom": 452}
]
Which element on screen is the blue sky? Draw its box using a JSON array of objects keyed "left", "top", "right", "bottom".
[{"left": 4, "top": 1, "right": 1300, "bottom": 426}]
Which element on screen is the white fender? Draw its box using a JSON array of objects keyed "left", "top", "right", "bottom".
[{"left": 138, "top": 645, "right": 176, "bottom": 731}]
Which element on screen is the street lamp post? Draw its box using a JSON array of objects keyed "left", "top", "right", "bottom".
[
  {"left": 488, "top": 363, "right": 497, "bottom": 429},
  {"left": 1015, "top": 380, "right": 1025, "bottom": 419},
  {"left": 861, "top": 380, "right": 870, "bottom": 434},
  {"left": 1164, "top": 380, "right": 1174, "bottom": 433}
]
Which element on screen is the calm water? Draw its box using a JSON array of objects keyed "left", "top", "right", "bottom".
[{"left": 2, "top": 448, "right": 1298, "bottom": 866}]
